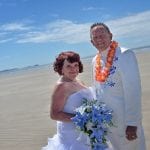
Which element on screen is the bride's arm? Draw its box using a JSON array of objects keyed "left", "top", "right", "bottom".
[{"left": 50, "top": 83, "right": 74, "bottom": 122}]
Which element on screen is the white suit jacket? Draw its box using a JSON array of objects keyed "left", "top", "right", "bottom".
[{"left": 92, "top": 46, "right": 142, "bottom": 135}]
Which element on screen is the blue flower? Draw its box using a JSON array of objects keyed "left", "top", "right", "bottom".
[
  {"left": 90, "top": 128, "right": 104, "bottom": 140},
  {"left": 71, "top": 112, "right": 87, "bottom": 130},
  {"left": 109, "top": 66, "right": 116, "bottom": 75},
  {"left": 93, "top": 142, "right": 108, "bottom": 150},
  {"left": 114, "top": 56, "right": 118, "bottom": 62}
]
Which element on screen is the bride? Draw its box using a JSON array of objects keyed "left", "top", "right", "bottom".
[{"left": 42, "top": 51, "right": 113, "bottom": 150}]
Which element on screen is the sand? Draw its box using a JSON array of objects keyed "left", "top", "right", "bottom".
[{"left": 0, "top": 51, "right": 150, "bottom": 150}]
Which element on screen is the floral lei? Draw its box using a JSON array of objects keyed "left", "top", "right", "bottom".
[{"left": 95, "top": 41, "right": 118, "bottom": 82}]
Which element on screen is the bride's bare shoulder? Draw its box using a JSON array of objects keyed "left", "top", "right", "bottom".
[{"left": 53, "top": 81, "right": 72, "bottom": 95}]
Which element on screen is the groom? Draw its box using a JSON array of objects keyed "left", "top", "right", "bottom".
[{"left": 90, "top": 22, "right": 146, "bottom": 150}]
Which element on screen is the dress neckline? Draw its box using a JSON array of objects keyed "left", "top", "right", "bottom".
[{"left": 68, "top": 88, "right": 88, "bottom": 98}]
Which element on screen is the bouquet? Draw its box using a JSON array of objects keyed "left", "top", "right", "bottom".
[{"left": 71, "top": 99, "right": 114, "bottom": 150}]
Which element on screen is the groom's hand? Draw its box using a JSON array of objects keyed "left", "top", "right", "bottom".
[{"left": 126, "top": 126, "right": 137, "bottom": 141}]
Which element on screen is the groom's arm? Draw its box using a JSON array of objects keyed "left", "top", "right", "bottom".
[{"left": 120, "top": 50, "right": 142, "bottom": 140}]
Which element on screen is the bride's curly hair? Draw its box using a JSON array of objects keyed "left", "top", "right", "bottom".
[{"left": 53, "top": 51, "right": 83, "bottom": 75}]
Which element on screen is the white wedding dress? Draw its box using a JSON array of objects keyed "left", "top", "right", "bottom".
[{"left": 42, "top": 88, "right": 113, "bottom": 150}]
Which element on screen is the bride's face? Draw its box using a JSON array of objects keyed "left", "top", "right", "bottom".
[{"left": 62, "top": 60, "right": 79, "bottom": 80}]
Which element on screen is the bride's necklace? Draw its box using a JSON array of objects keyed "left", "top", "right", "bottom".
[{"left": 95, "top": 41, "right": 118, "bottom": 82}]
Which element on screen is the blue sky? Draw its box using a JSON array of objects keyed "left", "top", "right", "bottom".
[{"left": 0, "top": 0, "right": 150, "bottom": 71}]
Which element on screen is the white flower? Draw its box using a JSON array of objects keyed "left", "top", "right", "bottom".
[{"left": 86, "top": 121, "right": 93, "bottom": 131}]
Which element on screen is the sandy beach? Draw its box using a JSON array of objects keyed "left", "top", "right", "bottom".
[{"left": 0, "top": 50, "right": 150, "bottom": 150}]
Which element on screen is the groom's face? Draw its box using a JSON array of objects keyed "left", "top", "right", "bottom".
[{"left": 91, "top": 25, "right": 112, "bottom": 52}]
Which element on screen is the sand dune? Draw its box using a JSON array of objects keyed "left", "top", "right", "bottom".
[{"left": 0, "top": 51, "right": 150, "bottom": 150}]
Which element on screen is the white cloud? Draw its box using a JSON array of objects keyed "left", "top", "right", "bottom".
[
  {"left": 106, "top": 11, "right": 150, "bottom": 47},
  {"left": 107, "top": 11, "right": 150, "bottom": 37},
  {"left": 82, "top": 7, "right": 97, "bottom": 11},
  {"left": 18, "top": 10, "right": 150, "bottom": 46},
  {"left": 17, "top": 20, "right": 91, "bottom": 43},
  {"left": 0, "top": 38, "right": 12, "bottom": 43},
  {"left": 82, "top": 6, "right": 105, "bottom": 11},
  {"left": 0, "top": 32, "right": 13, "bottom": 43},
  {"left": 0, "top": 10, "right": 150, "bottom": 47},
  {"left": 0, "top": 23, "right": 31, "bottom": 31}
]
